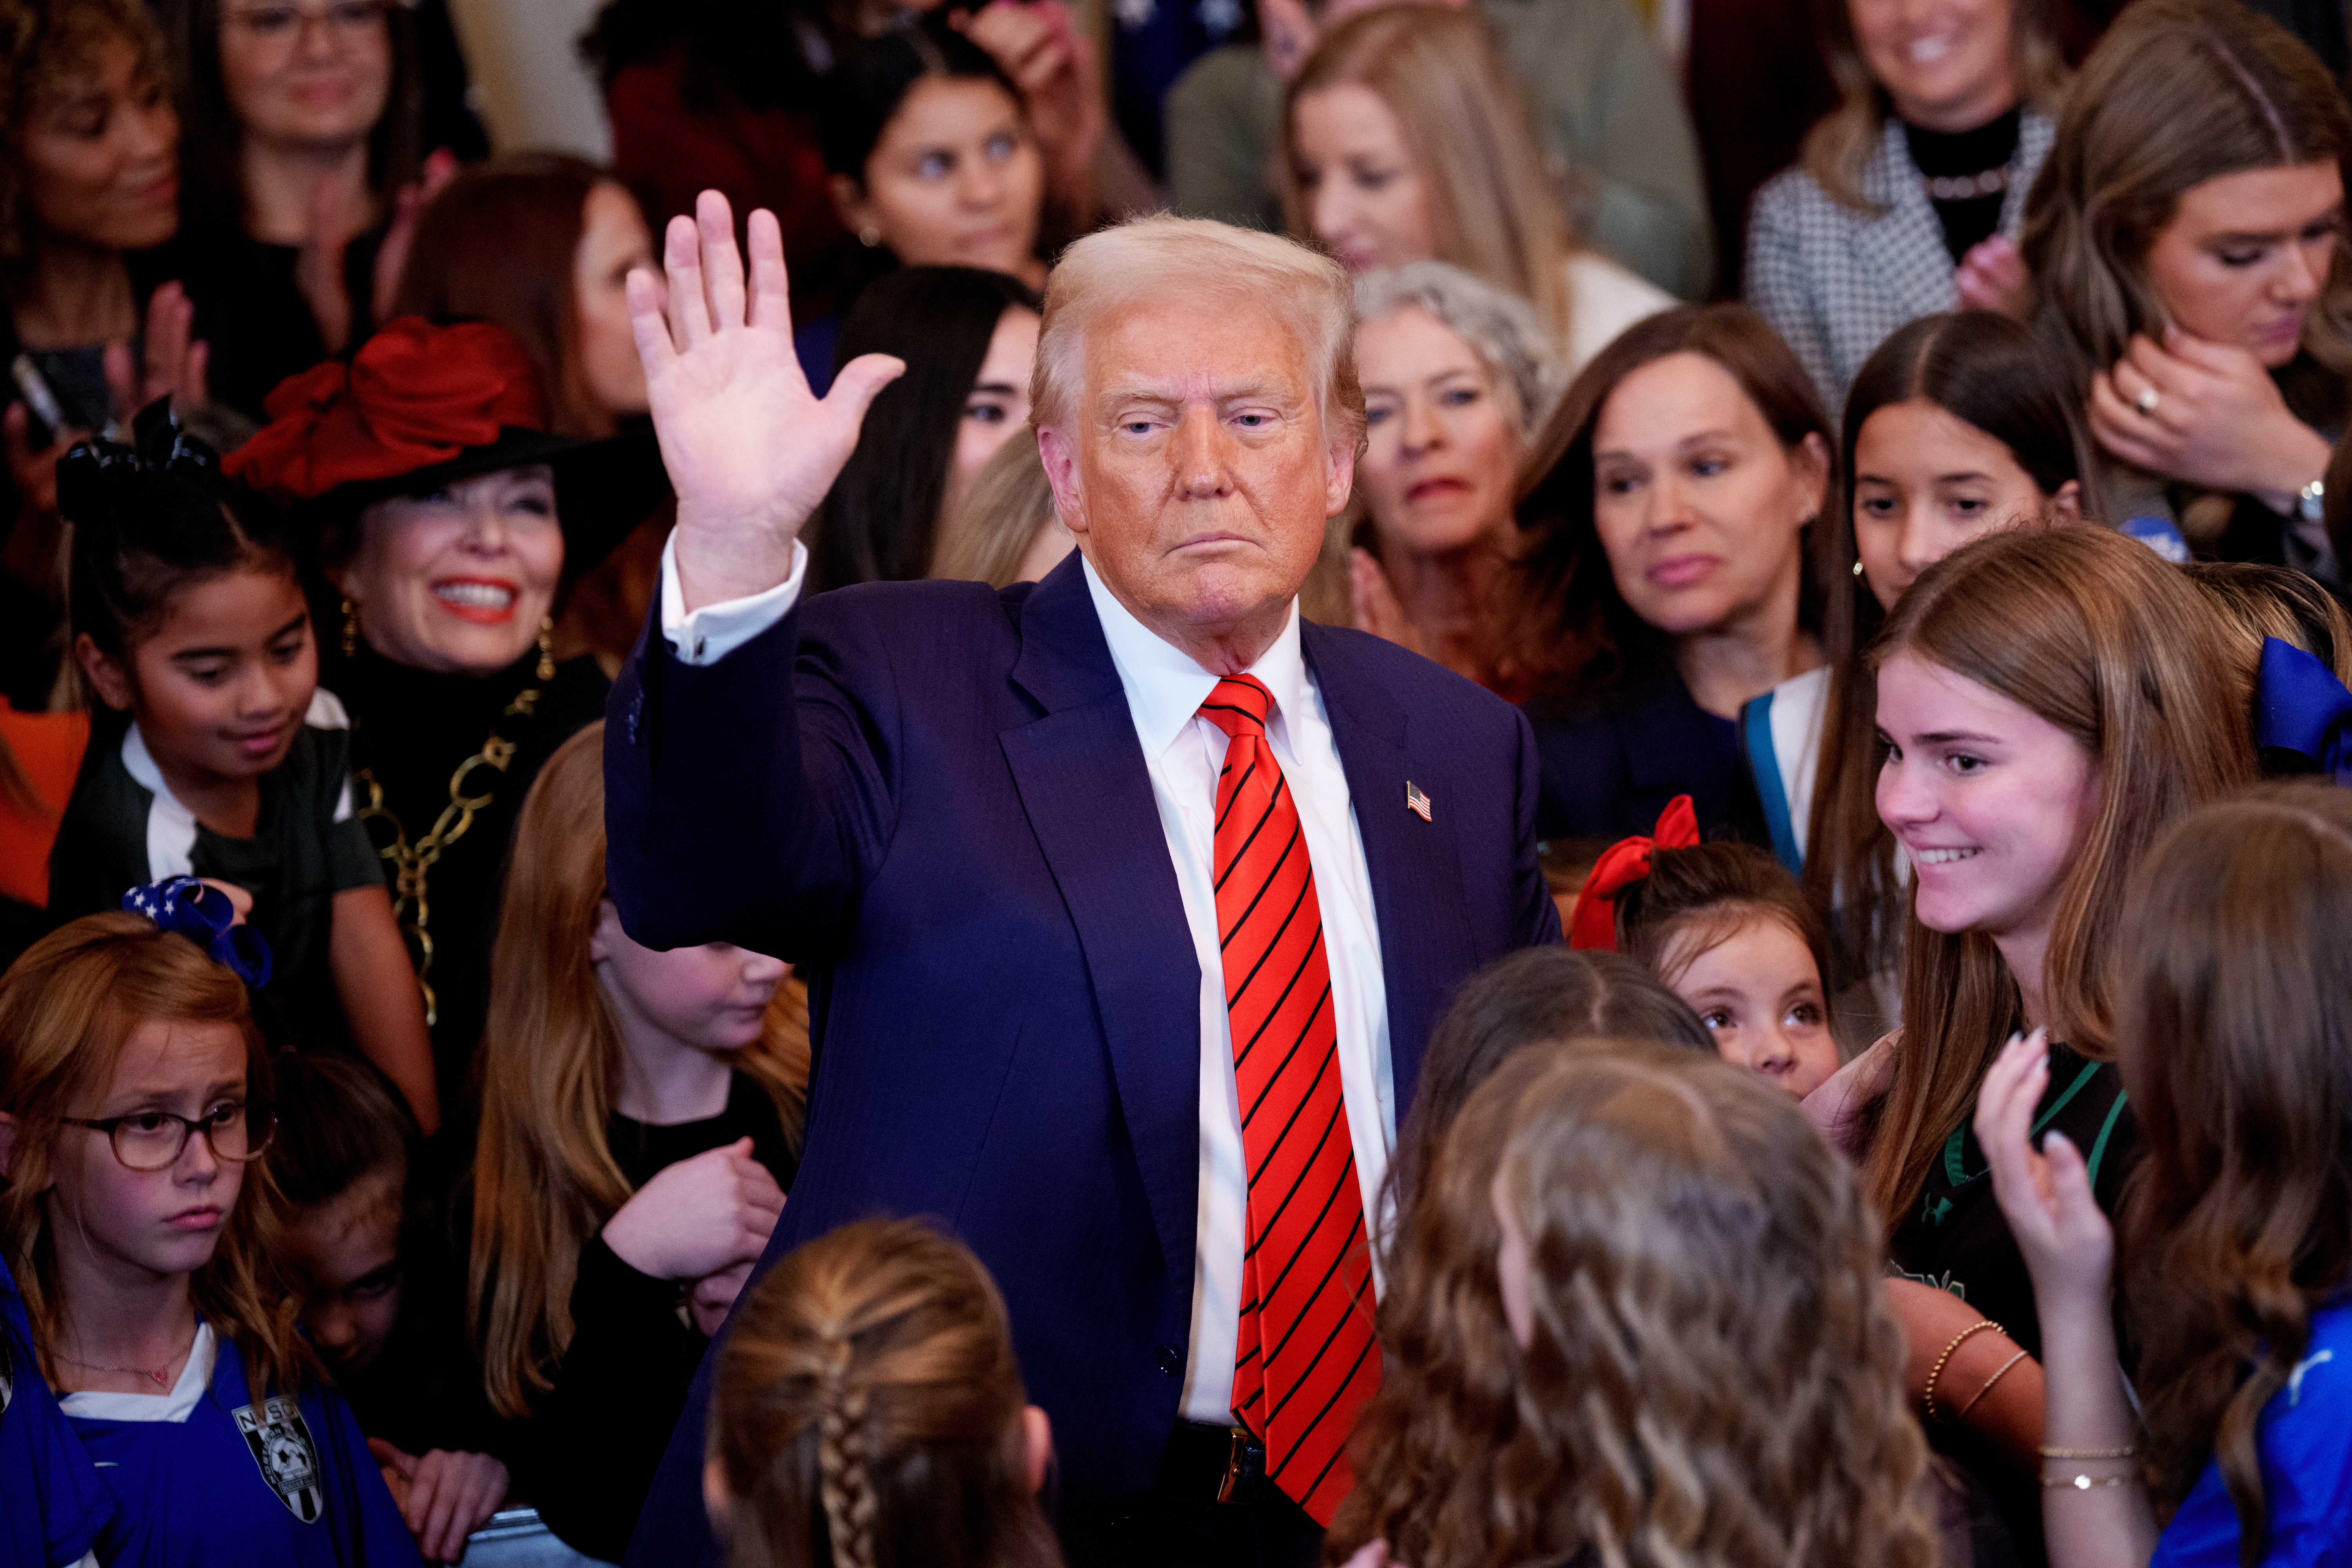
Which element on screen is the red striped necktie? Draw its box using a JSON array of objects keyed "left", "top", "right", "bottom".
[{"left": 1196, "top": 673, "right": 1379, "bottom": 1526}]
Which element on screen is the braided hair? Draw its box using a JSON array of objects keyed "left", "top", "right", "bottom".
[
  {"left": 62, "top": 398, "right": 291, "bottom": 660},
  {"left": 708, "top": 1218, "right": 1063, "bottom": 1568}
]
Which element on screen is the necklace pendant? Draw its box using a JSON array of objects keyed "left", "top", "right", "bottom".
[{"left": 151, "top": 1366, "right": 169, "bottom": 1386}]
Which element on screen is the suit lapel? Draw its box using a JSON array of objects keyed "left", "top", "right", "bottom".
[
  {"left": 1854, "top": 121, "right": 1960, "bottom": 323},
  {"left": 1000, "top": 555, "right": 1200, "bottom": 1277},
  {"left": 1301, "top": 624, "right": 1472, "bottom": 1118}
]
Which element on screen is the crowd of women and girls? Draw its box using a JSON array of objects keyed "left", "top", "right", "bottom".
[{"left": 1, "top": 0, "right": 2351, "bottom": 1560}]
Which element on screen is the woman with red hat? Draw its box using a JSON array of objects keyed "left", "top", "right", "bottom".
[{"left": 227, "top": 314, "right": 659, "bottom": 1127}]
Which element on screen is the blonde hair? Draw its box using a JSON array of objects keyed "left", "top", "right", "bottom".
[
  {"left": 0, "top": 913, "right": 310, "bottom": 1405},
  {"left": 1862, "top": 526, "right": 2255, "bottom": 1228},
  {"left": 929, "top": 437, "right": 1064, "bottom": 588},
  {"left": 2023, "top": 0, "right": 2352, "bottom": 399},
  {"left": 1282, "top": 5, "right": 1574, "bottom": 343},
  {"left": 1802, "top": 0, "right": 2066, "bottom": 212},
  {"left": 709, "top": 1218, "right": 1064, "bottom": 1568},
  {"left": 1031, "top": 214, "right": 1363, "bottom": 449},
  {"left": 1485, "top": 1042, "right": 1943, "bottom": 1568},
  {"left": 468, "top": 722, "right": 809, "bottom": 1418}
]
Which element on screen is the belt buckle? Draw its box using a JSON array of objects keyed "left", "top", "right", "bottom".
[{"left": 1215, "top": 1426, "right": 1250, "bottom": 1504}]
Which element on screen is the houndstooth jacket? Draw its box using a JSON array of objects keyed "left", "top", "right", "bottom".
[{"left": 1743, "top": 110, "right": 2055, "bottom": 418}]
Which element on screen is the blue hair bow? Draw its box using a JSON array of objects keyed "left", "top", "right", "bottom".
[
  {"left": 120, "top": 877, "right": 273, "bottom": 986},
  {"left": 2256, "top": 636, "right": 2352, "bottom": 783}
]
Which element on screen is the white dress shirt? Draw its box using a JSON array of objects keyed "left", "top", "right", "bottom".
[{"left": 659, "top": 539, "right": 1396, "bottom": 1426}]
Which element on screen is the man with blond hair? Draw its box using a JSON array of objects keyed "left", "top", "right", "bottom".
[{"left": 607, "top": 194, "right": 1558, "bottom": 1566}]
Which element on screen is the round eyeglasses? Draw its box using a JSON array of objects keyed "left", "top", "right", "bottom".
[{"left": 59, "top": 1102, "right": 277, "bottom": 1172}]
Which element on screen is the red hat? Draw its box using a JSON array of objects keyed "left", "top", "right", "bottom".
[
  {"left": 222, "top": 316, "right": 668, "bottom": 578},
  {"left": 1565, "top": 795, "right": 1700, "bottom": 951},
  {"left": 224, "top": 317, "right": 555, "bottom": 503}
]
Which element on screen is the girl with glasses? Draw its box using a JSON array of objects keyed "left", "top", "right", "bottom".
[{"left": 0, "top": 908, "right": 420, "bottom": 1566}]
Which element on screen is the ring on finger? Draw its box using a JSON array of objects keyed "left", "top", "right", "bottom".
[{"left": 2136, "top": 385, "right": 2160, "bottom": 417}]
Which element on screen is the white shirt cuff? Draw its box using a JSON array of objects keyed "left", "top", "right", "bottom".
[{"left": 659, "top": 535, "right": 808, "bottom": 666}]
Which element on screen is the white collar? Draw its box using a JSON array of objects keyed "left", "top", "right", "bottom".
[
  {"left": 1080, "top": 555, "right": 1309, "bottom": 760},
  {"left": 57, "top": 1320, "right": 216, "bottom": 1424}
]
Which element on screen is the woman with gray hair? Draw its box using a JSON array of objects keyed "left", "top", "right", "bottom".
[{"left": 1348, "top": 261, "right": 1558, "bottom": 697}]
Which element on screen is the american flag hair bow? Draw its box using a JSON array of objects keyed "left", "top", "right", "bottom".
[{"left": 121, "top": 877, "right": 273, "bottom": 987}]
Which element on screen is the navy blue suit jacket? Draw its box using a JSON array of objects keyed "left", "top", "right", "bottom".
[{"left": 606, "top": 551, "right": 1560, "bottom": 1563}]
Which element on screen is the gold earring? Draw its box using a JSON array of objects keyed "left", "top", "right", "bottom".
[
  {"left": 341, "top": 596, "right": 359, "bottom": 659},
  {"left": 858, "top": 225, "right": 883, "bottom": 247},
  {"left": 536, "top": 615, "right": 555, "bottom": 683}
]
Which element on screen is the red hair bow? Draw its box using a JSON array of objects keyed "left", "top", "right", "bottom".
[
  {"left": 224, "top": 317, "right": 549, "bottom": 502},
  {"left": 1565, "top": 794, "right": 1699, "bottom": 952}
]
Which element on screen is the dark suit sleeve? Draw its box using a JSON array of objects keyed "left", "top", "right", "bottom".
[
  {"left": 603, "top": 581, "right": 900, "bottom": 960},
  {"left": 1512, "top": 705, "right": 1564, "bottom": 949}
]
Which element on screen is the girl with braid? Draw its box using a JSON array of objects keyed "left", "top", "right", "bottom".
[{"left": 706, "top": 1218, "right": 1062, "bottom": 1568}]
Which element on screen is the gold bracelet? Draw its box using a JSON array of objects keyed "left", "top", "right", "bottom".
[
  {"left": 2040, "top": 1443, "right": 2138, "bottom": 1460},
  {"left": 2043, "top": 1472, "right": 2142, "bottom": 1490},
  {"left": 1955, "top": 1348, "right": 2030, "bottom": 1421},
  {"left": 1923, "top": 1319, "right": 2003, "bottom": 1423}
]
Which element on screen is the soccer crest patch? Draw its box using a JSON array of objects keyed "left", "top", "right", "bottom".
[{"left": 233, "top": 1396, "right": 325, "bottom": 1522}]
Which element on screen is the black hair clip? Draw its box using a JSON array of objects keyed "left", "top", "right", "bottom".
[{"left": 57, "top": 397, "right": 221, "bottom": 530}]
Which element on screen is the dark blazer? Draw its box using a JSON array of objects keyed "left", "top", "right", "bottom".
[
  {"left": 606, "top": 551, "right": 1560, "bottom": 1563},
  {"left": 1524, "top": 667, "right": 1766, "bottom": 847}
]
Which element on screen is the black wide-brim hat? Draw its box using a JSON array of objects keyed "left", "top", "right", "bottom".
[
  {"left": 307, "top": 420, "right": 669, "bottom": 583},
  {"left": 223, "top": 316, "right": 671, "bottom": 583}
]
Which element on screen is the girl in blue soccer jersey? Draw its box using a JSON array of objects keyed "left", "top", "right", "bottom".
[{"left": 0, "top": 903, "right": 420, "bottom": 1567}]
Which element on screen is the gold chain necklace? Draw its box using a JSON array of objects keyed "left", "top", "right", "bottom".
[{"left": 355, "top": 632, "right": 554, "bottom": 1027}]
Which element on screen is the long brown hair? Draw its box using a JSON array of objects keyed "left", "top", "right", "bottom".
[
  {"left": 2022, "top": 0, "right": 2352, "bottom": 417},
  {"left": 1801, "top": 0, "right": 2067, "bottom": 212},
  {"left": 1860, "top": 526, "right": 2253, "bottom": 1228},
  {"left": 1806, "top": 312, "right": 2097, "bottom": 999},
  {"left": 708, "top": 1218, "right": 1064, "bottom": 1568},
  {"left": 166, "top": 0, "right": 421, "bottom": 235},
  {"left": 1280, "top": 4, "right": 1574, "bottom": 342},
  {"left": 0, "top": 913, "right": 310, "bottom": 1404},
  {"left": 467, "top": 722, "right": 809, "bottom": 1418},
  {"left": 2115, "top": 784, "right": 2352, "bottom": 1567},
  {"left": 1513, "top": 304, "right": 1836, "bottom": 696},
  {"left": 390, "top": 152, "right": 620, "bottom": 439},
  {"left": 1492, "top": 1044, "right": 1942, "bottom": 1568}
]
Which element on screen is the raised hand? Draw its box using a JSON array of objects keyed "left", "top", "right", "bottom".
[
  {"left": 1975, "top": 1029, "right": 2112, "bottom": 1314},
  {"left": 2091, "top": 327, "right": 2332, "bottom": 505},
  {"left": 373, "top": 148, "right": 460, "bottom": 327},
  {"left": 626, "top": 191, "right": 905, "bottom": 612},
  {"left": 958, "top": 1, "right": 1105, "bottom": 201},
  {"left": 1953, "top": 235, "right": 2029, "bottom": 319},
  {"left": 601, "top": 1136, "right": 786, "bottom": 1282},
  {"left": 101, "top": 282, "right": 210, "bottom": 420}
]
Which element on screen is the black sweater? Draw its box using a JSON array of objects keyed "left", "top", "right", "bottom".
[{"left": 513, "top": 1073, "right": 797, "bottom": 1561}]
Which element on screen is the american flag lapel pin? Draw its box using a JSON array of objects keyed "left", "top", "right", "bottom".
[{"left": 1405, "top": 780, "right": 1432, "bottom": 822}]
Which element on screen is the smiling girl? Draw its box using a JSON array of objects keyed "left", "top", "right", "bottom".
[
  {"left": 1816, "top": 524, "right": 2253, "bottom": 1557},
  {"left": 1515, "top": 303, "right": 1833, "bottom": 842},
  {"left": 45, "top": 405, "right": 435, "bottom": 1133},
  {"left": 0, "top": 908, "right": 418, "bottom": 1565},
  {"left": 1743, "top": 310, "right": 2094, "bottom": 1045},
  {"left": 2024, "top": 0, "right": 2352, "bottom": 578}
]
